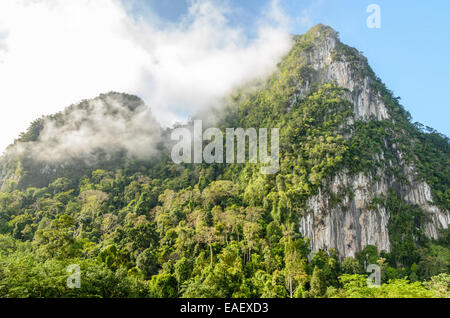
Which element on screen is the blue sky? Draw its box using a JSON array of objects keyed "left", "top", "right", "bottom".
[{"left": 140, "top": 0, "right": 450, "bottom": 137}]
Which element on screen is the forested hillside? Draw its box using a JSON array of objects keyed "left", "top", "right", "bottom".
[{"left": 0, "top": 25, "right": 448, "bottom": 298}]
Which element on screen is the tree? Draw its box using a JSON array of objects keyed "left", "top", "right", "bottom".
[
  {"left": 148, "top": 272, "right": 178, "bottom": 298},
  {"left": 342, "top": 257, "right": 362, "bottom": 274},
  {"left": 423, "top": 273, "right": 450, "bottom": 298},
  {"left": 174, "top": 257, "right": 193, "bottom": 294},
  {"left": 309, "top": 266, "right": 326, "bottom": 298},
  {"left": 284, "top": 239, "right": 308, "bottom": 298},
  {"left": 136, "top": 248, "right": 159, "bottom": 279},
  {"left": 196, "top": 225, "right": 218, "bottom": 266},
  {"left": 243, "top": 220, "right": 262, "bottom": 263},
  {"left": 33, "top": 215, "right": 82, "bottom": 260}
]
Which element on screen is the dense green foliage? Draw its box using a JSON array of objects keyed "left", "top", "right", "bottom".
[{"left": 0, "top": 25, "right": 448, "bottom": 298}]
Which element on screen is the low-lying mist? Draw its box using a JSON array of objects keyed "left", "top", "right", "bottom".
[{"left": 14, "top": 93, "right": 162, "bottom": 164}]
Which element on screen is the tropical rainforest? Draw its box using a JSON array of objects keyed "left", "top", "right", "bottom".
[{"left": 0, "top": 25, "right": 448, "bottom": 298}]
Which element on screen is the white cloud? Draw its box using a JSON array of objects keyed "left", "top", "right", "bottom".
[
  {"left": 17, "top": 93, "right": 162, "bottom": 163},
  {"left": 0, "top": 0, "right": 292, "bottom": 154}
]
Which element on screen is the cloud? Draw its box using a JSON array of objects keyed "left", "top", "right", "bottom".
[
  {"left": 16, "top": 93, "right": 162, "bottom": 163},
  {"left": 0, "top": 0, "right": 293, "bottom": 155},
  {"left": 0, "top": 30, "right": 7, "bottom": 53}
]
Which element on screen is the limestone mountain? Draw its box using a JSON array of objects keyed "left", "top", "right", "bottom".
[
  {"left": 0, "top": 25, "right": 448, "bottom": 298},
  {"left": 216, "top": 24, "right": 449, "bottom": 259}
]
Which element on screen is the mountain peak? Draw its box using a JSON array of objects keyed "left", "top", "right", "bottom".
[
  {"left": 286, "top": 24, "right": 390, "bottom": 121},
  {"left": 303, "top": 24, "right": 339, "bottom": 42}
]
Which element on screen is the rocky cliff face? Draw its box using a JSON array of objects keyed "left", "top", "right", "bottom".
[
  {"left": 402, "top": 170, "right": 450, "bottom": 239},
  {"left": 294, "top": 26, "right": 389, "bottom": 121},
  {"left": 300, "top": 172, "right": 391, "bottom": 259},
  {"left": 300, "top": 168, "right": 450, "bottom": 259},
  {"left": 295, "top": 25, "right": 449, "bottom": 258}
]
